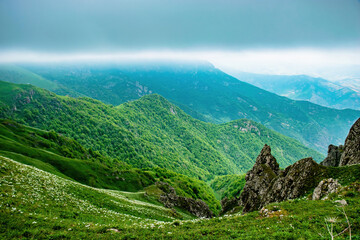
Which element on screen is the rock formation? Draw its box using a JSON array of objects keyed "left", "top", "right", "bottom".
[
  {"left": 239, "top": 145, "right": 326, "bottom": 213},
  {"left": 220, "top": 197, "right": 240, "bottom": 215},
  {"left": 320, "top": 144, "right": 343, "bottom": 167},
  {"left": 239, "top": 144, "right": 279, "bottom": 213},
  {"left": 312, "top": 178, "right": 341, "bottom": 200},
  {"left": 155, "top": 182, "right": 213, "bottom": 218},
  {"left": 339, "top": 118, "right": 360, "bottom": 166}
]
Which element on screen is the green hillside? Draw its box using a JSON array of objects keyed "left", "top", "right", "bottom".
[
  {"left": 210, "top": 174, "right": 246, "bottom": 200},
  {"left": 1, "top": 155, "right": 359, "bottom": 239},
  {"left": 0, "top": 81, "right": 323, "bottom": 181},
  {"left": 17, "top": 62, "right": 360, "bottom": 153},
  {"left": 0, "top": 119, "right": 220, "bottom": 214}
]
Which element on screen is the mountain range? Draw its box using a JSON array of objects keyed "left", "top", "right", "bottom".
[
  {"left": 233, "top": 72, "right": 360, "bottom": 110},
  {"left": 0, "top": 63, "right": 359, "bottom": 154},
  {"left": 0, "top": 81, "right": 322, "bottom": 181}
]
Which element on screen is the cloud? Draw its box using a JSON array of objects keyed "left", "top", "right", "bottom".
[
  {"left": 0, "top": 0, "right": 359, "bottom": 51},
  {"left": 1, "top": 48, "right": 359, "bottom": 80}
]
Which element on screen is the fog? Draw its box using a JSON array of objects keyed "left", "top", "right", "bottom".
[{"left": 0, "top": 0, "right": 359, "bottom": 80}]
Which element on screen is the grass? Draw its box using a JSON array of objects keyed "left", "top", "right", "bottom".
[{"left": 1, "top": 155, "right": 359, "bottom": 239}]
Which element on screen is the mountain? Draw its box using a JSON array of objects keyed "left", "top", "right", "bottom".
[
  {"left": 336, "top": 78, "right": 360, "bottom": 93},
  {"left": 233, "top": 72, "right": 360, "bottom": 110},
  {"left": 8, "top": 62, "right": 359, "bottom": 153},
  {"left": 0, "top": 81, "right": 323, "bottom": 180}
]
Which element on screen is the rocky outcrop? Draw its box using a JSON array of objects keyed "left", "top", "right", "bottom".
[
  {"left": 320, "top": 144, "right": 343, "bottom": 167},
  {"left": 155, "top": 182, "right": 213, "bottom": 218},
  {"left": 220, "top": 197, "right": 240, "bottom": 215},
  {"left": 312, "top": 178, "right": 341, "bottom": 200},
  {"left": 339, "top": 118, "right": 360, "bottom": 166},
  {"left": 239, "top": 144, "right": 279, "bottom": 213},
  {"left": 239, "top": 145, "right": 326, "bottom": 213}
]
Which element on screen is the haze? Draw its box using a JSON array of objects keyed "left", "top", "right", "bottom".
[{"left": 0, "top": 0, "right": 359, "bottom": 79}]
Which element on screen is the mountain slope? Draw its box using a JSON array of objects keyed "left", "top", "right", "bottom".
[
  {"left": 234, "top": 72, "right": 360, "bottom": 110},
  {"left": 0, "top": 81, "right": 323, "bottom": 180},
  {"left": 1, "top": 155, "right": 359, "bottom": 239},
  {"left": 0, "top": 119, "right": 220, "bottom": 213},
  {"left": 19, "top": 62, "right": 360, "bottom": 153},
  {"left": 0, "top": 64, "right": 82, "bottom": 97}
]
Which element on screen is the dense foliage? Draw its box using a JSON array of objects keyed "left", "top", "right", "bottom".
[
  {"left": 0, "top": 119, "right": 220, "bottom": 213},
  {"left": 210, "top": 174, "right": 246, "bottom": 200},
  {"left": 0, "top": 81, "right": 323, "bottom": 181},
  {"left": 10, "top": 62, "right": 359, "bottom": 153}
]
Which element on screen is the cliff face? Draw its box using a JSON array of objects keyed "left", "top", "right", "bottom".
[
  {"left": 339, "top": 118, "right": 360, "bottom": 166},
  {"left": 239, "top": 145, "right": 327, "bottom": 213}
]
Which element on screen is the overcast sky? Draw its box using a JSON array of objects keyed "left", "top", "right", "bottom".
[{"left": 0, "top": 0, "right": 359, "bottom": 79}]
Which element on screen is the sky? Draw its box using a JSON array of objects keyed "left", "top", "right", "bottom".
[{"left": 0, "top": 0, "right": 359, "bottom": 79}]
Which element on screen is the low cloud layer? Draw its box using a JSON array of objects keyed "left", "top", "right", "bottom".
[{"left": 0, "top": 0, "right": 359, "bottom": 51}]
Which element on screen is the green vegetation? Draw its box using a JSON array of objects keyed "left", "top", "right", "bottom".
[
  {"left": 1, "top": 155, "right": 359, "bottom": 239},
  {"left": 0, "top": 119, "right": 220, "bottom": 214},
  {"left": 16, "top": 63, "right": 360, "bottom": 153},
  {"left": 0, "top": 81, "right": 323, "bottom": 181},
  {"left": 210, "top": 174, "right": 246, "bottom": 200}
]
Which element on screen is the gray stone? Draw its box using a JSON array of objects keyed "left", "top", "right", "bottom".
[
  {"left": 239, "top": 145, "right": 327, "bottom": 213},
  {"left": 156, "top": 182, "right": 213, "bottom": 218},
  {"left": 320, "top": 145, "right": 343, "bottom": 167},
  {"left": 312, "top": 178, "right": 341, "bottom": 200},
  {"left": 334, "top": 199, "right": 348, "bottom": 206}
]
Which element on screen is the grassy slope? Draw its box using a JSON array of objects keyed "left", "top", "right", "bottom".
[
  {"left": 0, "top": 119, "right": 220, "bottom": 214},
  {"left": 21, "top": 63, "right": 360, "bottom": 153},
  {"left": 0, "top": 81, "right": 323, "bottom": 180},
  {"left": 1, "top": 155, "right": 359, "bottom": 239}
]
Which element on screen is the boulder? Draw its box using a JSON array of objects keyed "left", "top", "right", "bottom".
[
  {"left": 312, "top": 178, "right": 341, "bottom": 200},
  {"left": 340, "top": 118, "right": 360, "bottom": 166}
]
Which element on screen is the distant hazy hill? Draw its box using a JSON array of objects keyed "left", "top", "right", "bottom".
[
  {"left": 0, "top": 81, "right": 322, "bottom": 180},
  {"left": 8, "top": 62, "right": 359, "bottom": 153},
  {"left": 233, "top": 72, "right": 360, "bottom": 110},
  {"left": 0, "top": 64, "right": 82, "bottom": 97}
]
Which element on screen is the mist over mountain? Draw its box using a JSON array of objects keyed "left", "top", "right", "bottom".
[
  {"left": 3, "top": 62, "right": 358, "bottom": 154},
  {"left": 233, "top": 72, "right": 360, "bottom": 110}
]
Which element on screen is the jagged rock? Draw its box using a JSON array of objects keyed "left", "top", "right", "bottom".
[
  {"left": 312, "top": 178, "right": 341, "bottom": 200},
  {"left": 220, "top": 197, "right": 239, "bottom": 215},
  {"left": 239, "top": 144, "right": 279, "bottom": 213},
  {"left": 340, "top": 118, "right": 360, "bottom": 166},
  {"left": 155, "top": 182, "right": 213, "bottom": 218},
  {"left": 239, "top": 145, "right": 326, "bottom": 213},
  {"left": 320, "top": 145, "right": 343, "bottom": 167}
]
